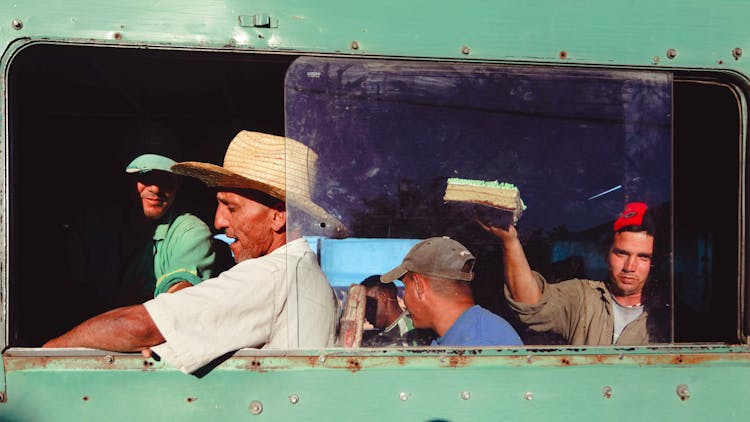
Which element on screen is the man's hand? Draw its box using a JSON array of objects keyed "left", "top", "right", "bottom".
[
  {"left": 167, "top": 281, "right": 193, "bottom": 294},
  {"left": 475, "top": 217, "right": 518, "bottom": 243}
]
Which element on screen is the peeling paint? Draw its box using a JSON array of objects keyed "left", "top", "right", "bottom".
[{"left": 7, "top": 347, "right": 750, "bottom": 373}]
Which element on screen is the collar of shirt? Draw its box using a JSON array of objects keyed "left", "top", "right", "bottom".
[
  {"left": 383, "top": 311, "right": 410, "bottom": 334},
  {"left": 431, "top": 305, "right": 480, "bottom": 346},
  {"left": 152, "top": 209, "right": 177, "bottom": 240}
]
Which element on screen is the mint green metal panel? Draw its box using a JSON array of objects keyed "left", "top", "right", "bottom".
[
  {"left": 2, "top": 348, "right": 750, "bottom": 421},
  {"left": 0, "top": 1, "right": 748, "bottom": 71}
]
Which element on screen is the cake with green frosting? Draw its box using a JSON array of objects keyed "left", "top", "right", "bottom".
[{"left": 443, "top": 177, "right": 526, "bottom": 223}]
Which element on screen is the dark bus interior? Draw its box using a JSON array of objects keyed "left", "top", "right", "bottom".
[{"left": 6, "top": 44, "right": 742, "bottom": 347}]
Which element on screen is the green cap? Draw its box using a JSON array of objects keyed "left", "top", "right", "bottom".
[{"left": 125, "top": 154, "right": 176, "bottom": 174}]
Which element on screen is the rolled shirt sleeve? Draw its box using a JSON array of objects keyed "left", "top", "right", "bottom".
[
  {"left": 504, "top": 271, "right": 579, "bottom": 341},
  {"left": 504, "top": 272, "right": 619, "bottom": 345}
]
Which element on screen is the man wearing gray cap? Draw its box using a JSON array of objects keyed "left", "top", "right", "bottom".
[{"left": 381, "top": 237, "right": 522, "bottom": 347}]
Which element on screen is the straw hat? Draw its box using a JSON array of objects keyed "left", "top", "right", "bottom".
[{"left": 172, "top": 131, "right": 347, "bottom": 238}]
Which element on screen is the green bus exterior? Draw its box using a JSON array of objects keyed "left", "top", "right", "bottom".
[{"left": 0, "top": 1, "right": 749, "bottom": 421}]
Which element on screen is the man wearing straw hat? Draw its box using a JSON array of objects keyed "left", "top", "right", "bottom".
[{"left": 45, "top": 131, "right": 347, "bottom": 374}]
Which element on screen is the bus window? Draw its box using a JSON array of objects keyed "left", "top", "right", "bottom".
[
  {"left": 284, "top": 56, "right": 675, "bottom": 345},
  {"left": 6, "top": 46, "right": 743, "bottom": 350}
]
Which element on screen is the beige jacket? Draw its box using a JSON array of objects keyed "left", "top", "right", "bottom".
[{"left": 504, "top": 272, "right": 668, "bottom": 345}]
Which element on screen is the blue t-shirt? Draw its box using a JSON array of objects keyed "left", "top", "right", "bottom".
[{"left": 432, "top": 305, "right": 523, "bottom": 346}]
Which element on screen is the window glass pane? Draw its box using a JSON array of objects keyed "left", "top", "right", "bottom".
[{"left": 285, "top": 57, "right": 673, "bottom": 344}]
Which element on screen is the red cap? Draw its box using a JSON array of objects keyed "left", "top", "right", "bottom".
[{"left": 614, "top": 202, "right": 648, "bottom": 232}]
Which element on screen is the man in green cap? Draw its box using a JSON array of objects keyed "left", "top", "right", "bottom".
[{"left": 66, "top": 150, "right": 216, "bottom": 316}]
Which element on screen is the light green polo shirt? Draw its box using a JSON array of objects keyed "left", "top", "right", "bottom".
[
  {"left": 147, "top": 212, "right": 216, "bottom": 296},
  {"left": 67, "top": 206, "right": 216, "bottom": 308}
]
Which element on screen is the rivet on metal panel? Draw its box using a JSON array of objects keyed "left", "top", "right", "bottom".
[
  {"left": 350, "top": 41, "right": 360, "bottom": 50},
  {"left": 602, "top": 386, "right": 613, "bottom": 399},
  {"left": 526, "top": 355, "right": 532, "bottom": 364},
  {"left": 318, "top": 354, "right": 327, "bottom": 363},
  {"left": 666, "top": 48, "right": 677, "bottom": 59},
  {"left": 652, "top": 56, "right": 660, "bottom": 64},
  {"left": 461, "top": 46, "right": 471, "bottom": 55},
  {"left": 0, "top": 392, "right": 6, "bottom": 402},
  {"left": 617, "top": 353, "right": 624, "bottom": 360},
  {"left": 105, "top": 355, "right": 114, "bottom": 364},
  {"left": 460, "top": 391, "right": 471, "bottom": 400},
  {"left": 732, "top": 48, "right": 743, "bottom": 60},
  {"left": 559, "top": 51, "right": 568, "bottom": 59},
  {"left": 439, "top": 355, "right": 447, "bottom": 363},
  {"left": 249, "top": 400, "right": 264, "bottom": 415},
  {"left": 289, "top": 394, "right": 300, "bottom": 405},
  {"left": 399, "top": 392, "right": 410, "bottom": 401},
  {"left": 524, "top": 392, "right": 534, "bottom": 401},
  {"left": 676, "top": 384, "right": 690, "bottom": 401},
  {"left": 11, "top": 19, "right": 23, "bottom": 30}
]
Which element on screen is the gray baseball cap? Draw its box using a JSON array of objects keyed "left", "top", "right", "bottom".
[{"left": 380, "top": 236, "right": 476, "bottom": 283}]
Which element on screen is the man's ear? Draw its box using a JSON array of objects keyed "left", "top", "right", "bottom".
[
  {"left": 412, "top": 274, "right": 426, "bottom": 299},
  {"left": 271, "top": 208, "right": 287, "bottom": 232}
]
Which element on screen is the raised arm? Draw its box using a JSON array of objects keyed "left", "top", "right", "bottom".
[
  {"left": 42, "top": 304, "right": 164, "bottom": 351},
  {"left": 477, "top": 220, "right": 542, "bottom": 304}
]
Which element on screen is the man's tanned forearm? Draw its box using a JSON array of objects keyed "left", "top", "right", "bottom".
[
  {"left": 477, "top": 221, "right": 542, "bottom": 304},
  {"left": 43, "top": 305, "right": 165, "bottom": 351},
  {"left": 501, "top": 235, "right": 542, "bottom": 304}
]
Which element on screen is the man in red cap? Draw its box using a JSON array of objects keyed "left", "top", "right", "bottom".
[{"left": 480, "top": 202, "right": 667, "bottom": 345}]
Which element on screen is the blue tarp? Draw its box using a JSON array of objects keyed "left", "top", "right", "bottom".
[{"left": 217, "top": 234, "right": 418, "bottom": 287}]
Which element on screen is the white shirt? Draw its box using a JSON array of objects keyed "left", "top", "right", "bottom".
[
  {"left": 612, "top": 297, "right": 644, "bottom": 343},
  {"left": 144, "top": 238, "right": 336, "bottom": 374}
]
